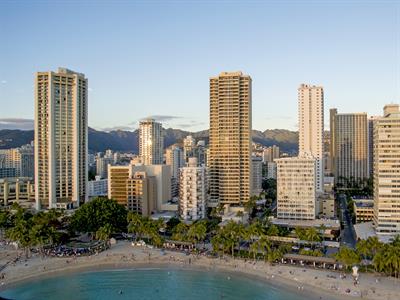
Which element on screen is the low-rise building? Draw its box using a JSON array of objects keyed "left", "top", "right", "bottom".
[
  {"left": 353, "top": 199, "right": 374, "bottom": 223},
  {"left": 88, "top": 176, "right": 108, "bottom": 199},
  {"left": 317, "top": 193, "right": 336, "bottom": 219},
  {"left": 108, "top": 163, "right": 172, "bottom": 214},
  {"left": 0, "top": 177, "right": 34, "bottom": 206}
]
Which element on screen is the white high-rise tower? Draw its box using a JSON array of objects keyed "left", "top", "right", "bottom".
[
  {"left": 298, "top": 84, "right": 324, "bottom": 193},
  {"left": 139, "top": 119, "right": 164, "bottom": 165}
]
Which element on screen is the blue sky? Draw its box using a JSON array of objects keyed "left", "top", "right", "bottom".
[{"left": 0, "top": 0, "right": 399, "bottom": 132}]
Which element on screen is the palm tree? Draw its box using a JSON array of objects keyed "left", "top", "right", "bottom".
[
  {"left": 187, "top": 222, "right": 207, "bottom": 246},
  {"left": 335, "top": 247, "right": 360, "bottom": 270},
  {"left": 172, "top": 222, "right": 189, "bottom": 241},
  {"left": 385, "top": 245, "right": 400, "bottom": 277},
  {"left": 266, "top": 224, "right": 279, "bottom": 237},
  {"left": 294, "top": 227, "right": 306, "bottom": 240},
  {"left": 95, "top": 224, "right": 113, "bottom": 242},
  {"left": 259, "top": 236, "right": 271, "bottom": 262},
  {"left": 305, "top": 228, "right": 322, "bottom": 243}
]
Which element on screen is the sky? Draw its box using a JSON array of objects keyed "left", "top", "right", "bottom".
[{"left": 0, "top": 0, "right": 399, "bottom": 132}]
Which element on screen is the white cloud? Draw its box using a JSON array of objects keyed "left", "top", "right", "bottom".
[{"left": 0, "top": 118, "right": 34, "bottom": 130}]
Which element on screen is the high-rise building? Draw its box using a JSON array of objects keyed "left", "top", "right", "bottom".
[
  {"left": 209, "top": 71, "right": 252, "bottom": 206},
  {"left": 266, "top": 162, "right": 277, "bottom": 179},
  {"left": 276, "top": 156, "right": 316, "bottom": 220},
  {"left": 330, "top": 110, "right": 369, "bottom": 185},
  {"left": 165, "top": 146, "right": 184, "bottom": 180},
  {"left": 107, "top": 165, "right": 131, "bottom": 206},
  {"left": 183, "top": 135, "right": 196, "bottom": 163},
  {"left": 179, "top": 158, "right": 207, "bottom": 221},
  {"left": 0, "top": 144, "right": 34, "bottom": 178},
  {"left": 96, "top": 156, "right": 113, "bottom": 179},
  {"left": 323, "top": 131, "right": 332, "bottom": 176},
  {"left": 165, "top": 146, "right": 184, "bottom": 197},
  {"left": 139, "top": 119, "right": 164, "bottom": 165},
  {"left": 368, "top": 116, "right": 379, "bottom": 178},
  {"left": 251, "top": 156, "right": 262, "bottom": 195},
  {"left": 298, "top": 84, "right": 324, "bottom": 193},
  {"left": 262, "top": 146, "right": 280, "bottom": 163},
  {"left": 35, "top": 68, "right": 88, "bottom": 209},
  {"left": 373, "top": 104, "right": 400, "bottom": 237}
]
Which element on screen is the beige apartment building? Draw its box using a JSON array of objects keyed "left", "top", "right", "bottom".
[
  {"left": 330, "top": 110, "right": 369, "bottom": 185},
  {"left": 139, "top": 119, "right": 164, "bottom": 165},
  {"left": 34, "top": 68, "right": 88, "bottom": 209},
  {"left": 373, "top": 104, "right": 400, "bottom": 236},
  {"left": 209, "top": 71, "right": 252, "bottom": 206},
  {"left": 108, "top": 165, "right": 131, "bottom": 206},
  {"left": 276, "top": 156, "right": 316, "bottom": 220},
  {"left": 262, "top": 145, "right": 280, "bottom": 163},
  {"left": 298, "top": 84, "right": 324, "bottom": 193},
  {"left": 127, "top": 172, "right": 156, "bottom": 216},
  {"left": 353, "top": 199, "right": 374, "bottom": 223},
  {"left": 108, "top": 163, "right": 171, "bottom": 215}
]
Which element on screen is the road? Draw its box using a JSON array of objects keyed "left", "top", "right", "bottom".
[{"left": 338, "top": 193, "right": 357, "bottom": 248}]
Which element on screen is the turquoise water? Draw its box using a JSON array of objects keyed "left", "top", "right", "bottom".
[{"left": 1, "top": 268, "right": 319, "bottom": 300}]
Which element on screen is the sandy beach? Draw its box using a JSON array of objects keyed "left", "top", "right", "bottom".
[{"left": 0, "top": 241, "right": 399, "bottom": 300}]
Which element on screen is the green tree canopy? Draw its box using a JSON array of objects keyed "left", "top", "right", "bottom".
[{"left": 69, "top": 197, "right": 127, "bottom": 234}]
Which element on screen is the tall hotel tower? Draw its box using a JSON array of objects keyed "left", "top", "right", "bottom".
[
  {"left": 330, "top": 109, "right": 369, "bottom": 185},
  {"left": 139, "top": 119, "right": 164, "bottom": 165},
  {"left": 35, "top": 68, "right": 88, "bottom": 209},
  {"left": 373, "top": 104, "right": 400, "bottom": 237},
  {"left": 209, "top": 71, "right": 252, "bottom": 206},
  {"left": 298, "top": 84, "right": 324, "bottom": 193}
]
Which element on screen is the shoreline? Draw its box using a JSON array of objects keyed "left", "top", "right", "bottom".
[{"left": 0, "top": 242, "right": 398, "bottom": 299}]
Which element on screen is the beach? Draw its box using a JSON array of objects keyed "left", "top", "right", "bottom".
[{"left": 0, "top": 241, "right": 398, "bottom": 300}]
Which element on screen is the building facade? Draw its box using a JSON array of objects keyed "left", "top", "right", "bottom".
[
  {"left": 108, "top": 163, "right": 171, "bottom": 212},
  {"left": 0, "top": 144, "right": 34, "bottom": 178},
  {"left": 266, "top": 162, "right": 277, "bottom": 180},
  {"left": 330, "top": 110, "right": 369, "bottom": 185},
  {"left": 209, "top": 71, "right": 252, "bottom": 206},
  {"left": 88, "top": 176, "right": 108, "bottom": 199},
  {"left": 183, "top": 135, "right": 196, "bottom": 163},
  {"left": 276, "top": 156, "right": 316, "bottom": 220},
  {"left": 262, "top": 145, "right": 280, "bottom": 163},
  {"left": 165, "top": 146, "right": 184, "bottom": 198},
  {"left": 298, "top": 84, "right": 324, "bottom": 193},
  {"left": 126, "top": 172, "right": 156, "bottom": 216},
  {"left": 96, "top": 156, "right": 113, "bottom": 179},
  {"left": 0, "top": 178, "right": 34, "bottom": 206},
  {"left": 373, "top": 104, "right": 400, "bottom": 237},
  {"left": 251, "top": 156, "right": 262, "bottom": 195},
  {"left": 179, "top": 158, "right": 207, "bottom": 221},
  {"left": 139, "top": 119, "right": 163, "bottom": 165},
  {"left": 34, "top": 68, "right": 88, "bottom": 209}
]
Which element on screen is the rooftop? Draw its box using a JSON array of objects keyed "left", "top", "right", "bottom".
[{"left": 271, "top": 218, "right": 340, "bottom": 230}]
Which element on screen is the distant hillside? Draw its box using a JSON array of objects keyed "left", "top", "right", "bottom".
[{"left": 0, "top": 128, "right": 298, "bottom": 153}]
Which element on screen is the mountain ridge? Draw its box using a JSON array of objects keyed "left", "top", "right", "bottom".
[{"left": 0, "top": 128, "right": 298, "bottom": 153}]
